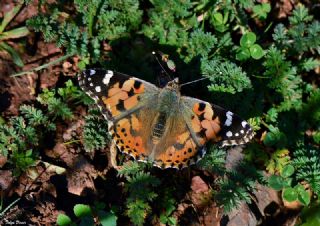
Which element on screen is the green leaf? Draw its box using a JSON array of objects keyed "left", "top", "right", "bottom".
[
  {"left": 263, "top": 126, "right": 287, "bottom": 147},
  {"left": 168, "top": 217, "right": 177, "bottom": 226},
  {"left": 302, "top": 58, "right": 320, "bottom": 72},
  {"left": 252, "top": 3, "right": 271, "bottom": 19},
  {"left": 295, "top": 184, "right": 306, "bottom": 193},
  {"left": 313, "top": 132, "right": 320, "bottom": 144},
  {"left": 0, "top": 42, "right": 24, "bottom": 67},
  {"left": 0, "top": 27, "right": 30, "bottom": 41},
  {"left": 249, "top": 44, "right": 264, "bottom": 59},
  {"left": 74, "top": 204, "right": 92, "bottom": 218},
  {"left": 281, "top": 165, "right": 295, "bottom": 178},
  {"left": 282, "top": 187, "right": 298, "bottom": 202},
  {"left": 268, "top": 175, "right": 284, "bottom": 191},
  {"left": 240, "top": 32, "right": 256, "bottom": 47},
  {"left": 0, "top": 3, "right": 23, "bottom": 33},
  {"left": 99, "top": 211, "right": 117, "bottom": 226},
  {"left": 26, "top": 149, "right": 33, "bottom": 157},
  {"left": 57, "top": 214, "right": 72, "bottom": 226},
  {"left": 262, "top": 3, "right": 271, "bottom": 12},
  {"left": 160, "top": 214, "right": 168, "bottom": 224},
  {"left": 212, "top": 13, "right": 223, "bottom": 25},
  {"left": 301, "top": 203, "right": 320, "bottom": 226},
  {"left": 298, "top": 189, "right": 311, "bottom": 206},
  {"left": 236, "top": 47, "right": 251, "bottom": 61}
]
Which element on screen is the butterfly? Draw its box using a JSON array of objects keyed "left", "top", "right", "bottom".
[{"left": 78, "top": 69, "right": 254, "bottom": 169}]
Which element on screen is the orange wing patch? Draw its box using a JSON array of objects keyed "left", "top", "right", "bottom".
[
  {"left": 111, "top": 115, "right": 148, "bottom": 160},
  {"left": 154, "top": 131, "right": 203, "bottom": 169},
  {"left": 101, "top": 79, "right": 145, "bottom": 117},
  {"left": 192, "top": 102, "right": 222, "bottom": 142}
]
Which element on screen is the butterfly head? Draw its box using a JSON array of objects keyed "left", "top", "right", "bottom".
[{"left": 165, "top": 78, "right": 180, "bottom": 92}]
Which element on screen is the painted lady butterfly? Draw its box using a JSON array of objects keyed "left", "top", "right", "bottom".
[{"left": 78, "top": 69, "right": 254, "bottom": 169}]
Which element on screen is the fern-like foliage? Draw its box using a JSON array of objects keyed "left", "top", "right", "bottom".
[
  {"left": 201, "top": 58, "right": 252, "bottom": 94},
  {"left": 273, "top": 5, "right": 320, "bottom": 64},
  {"left": 0, "top": 80, "right": 88, "bottom": 176},
  {"left": 37, "top": 80, "right": 89, "bottom": 120},
  {"left": 27, "top": 0, "right": 142, "bottom": 64},
  {"left": 215, "top": 163, "right": 265, "bottom": 213},
  {"left": 118, "top": 162, "right": 160, "bottom": 226},
  {"left": 198, "top": 146, "right": 226, "bottom": 175},
  {"left": 300, "top": 89, "right": 320, "bottom": 127},
  {"left": 82, "top": 109, "right": 109, "bottom": 152},
  {"left": 292, "top": 146, "right": 320, "bottom": 196},
  {"left": 0, "top": 105, "right": 56, "bottom": 176},
  {"left": 263, "top": 46, "right": 303, "bottom": 111}
]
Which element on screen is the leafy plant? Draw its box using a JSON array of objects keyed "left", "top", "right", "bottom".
[
  {"left": 268, "top": 164, "right": 311, "bottom": 206},
  {"left": 118, "top": 162, "right": 160, "bottom": 226},
  {"left": 0, "top": 105, "right": 55, "bottom": 176},
  {"left": 201, "top": 58, "right": 252, "bottom": 94},
  {"left": 214, "top": 163, "right": 265, "bottom": 213},
  {"left": 292, "top": 146, "right": 320, "bottom": 196},
  {"left": 57, "top": 203, "right": 117, "bottom": 226},
  {"left": 27, "top": 0, "right": 142, "bottom": 66},
  {"left": 0, "top": 2, "right": 29, "bottom": 66},
  {"left": 252, "top": 3, "right": 271, "bottom": 20},
  {"left": 0, "top": 80, "right": 89, "bottom": 176},
  {"left": 37, "top": 80, "right": 90, "bottom": 120},
  {"left": 82, "top": 109, "right": 109, "bottom": 152},
  {"left": 236, "top": 32, "right": 264, "bottom": 61},
  {"left": 265, "top": 149, "right": 290, "bottom": 174}
]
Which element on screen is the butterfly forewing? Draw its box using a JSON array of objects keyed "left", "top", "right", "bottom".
[
  {"left": 181, "top": 97, "right": 254, "bottom": 147},
  {"left": 78, "top": 69, "right": 158, "bottom": 121}
]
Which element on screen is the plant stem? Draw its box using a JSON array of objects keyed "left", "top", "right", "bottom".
[{"left": 10, "top": 53, "right": 74, "bottom": 77}]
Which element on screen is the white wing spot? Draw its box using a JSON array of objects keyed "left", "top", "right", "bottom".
[
  {"left": 88, "top": 77, "right": 92, "bottom": 81},
  {"left": 95, "top": 86, "right": 101, "bottom": 92},
  {"left": 226, "top": 131, "right": 233, "bottom": 137},
  {"left": 241, "top": 121, "right": 248, "bottom": 128},
  {"left": 240, "top": 130, "right": 244, "bottom": 134},
  {"left": 224, "top": 111, "right": 233, "bottom": 126},
  {"left": 89, "top": 83, "right": 93, "bottom": 87},
  {"left": 90, "top": 69, "right": 96, "bottom": 75},
  {"left": 235, "top": 133, "right": 239, "bottom": 136},
  {"left": 103, "top": 70, "right": 114, "bottom": 85}
]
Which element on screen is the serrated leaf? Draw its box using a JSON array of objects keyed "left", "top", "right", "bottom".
[{"left": 74, "top": 204, "right": 92, "bottom": 217}]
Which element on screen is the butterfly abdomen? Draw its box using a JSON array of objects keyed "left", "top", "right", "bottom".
[{"left": 152, "top": 112, "right": 167, "bottom": 144}]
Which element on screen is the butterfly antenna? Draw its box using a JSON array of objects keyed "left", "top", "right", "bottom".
[
  {"left": 152, "top": 51, "right": 173, "bottom": 80},
  {"left": 180, "top": 77, "right": 208, "bottom": 87}
]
